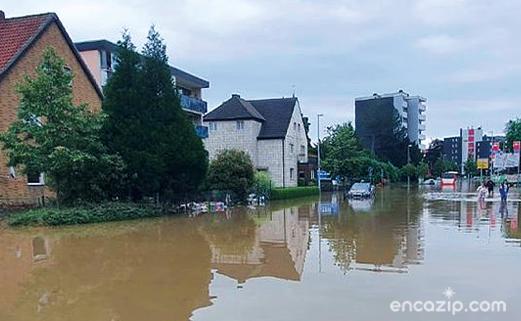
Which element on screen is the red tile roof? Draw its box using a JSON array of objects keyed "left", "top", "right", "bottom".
[{"left": 0, "top": 13, "right": 52, "bottom": 72}]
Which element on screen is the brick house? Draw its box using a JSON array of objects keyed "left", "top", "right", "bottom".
[
  {"left": 203, "top": 94, "right": 308, "bottom": 187},
  {"left": 0, "top": 11, "right": 102, "bottom": 205}
]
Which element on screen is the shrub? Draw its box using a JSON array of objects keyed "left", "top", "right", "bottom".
[
  {"left": 8, "top": 202, "right": 161, "bottom": 227},
  {"left": 254, "top": 171, "right": 272, "bottom": 197},
  {"left": 207, "top": 150, "right": 255, "bottom": 201},
  {"left": 270, "top": 186, "right": 319, "bottom": 200}
]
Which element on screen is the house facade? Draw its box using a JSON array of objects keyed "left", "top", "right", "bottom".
[
  {"left": 203, "top": 94, "right": 308, "bottom": 187},
  {"left": 75, "top": 40, "right": 210, "bottom": 138},
  {"left": 0, "top": 11, "right": 102, "bottom": 205}
]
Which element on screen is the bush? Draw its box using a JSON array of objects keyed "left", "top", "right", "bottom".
[
  {"left": 207, "top": 150, "right": 255, "bottom": 201},
  {"left": 270, "top": 186, "right": 319, "bottom": 200},
  {"left": 254, "top": 171, "right": 272, "bottom": 197},
  {"left": 8, "top": 202, "right": 162, "bottom": 227}
]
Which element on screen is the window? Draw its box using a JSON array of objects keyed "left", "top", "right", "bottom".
[
  {"left": 298, "top": 123, "right": 301, "bottom": 131},
  {"left": 293, "top": 122, "right": 297, "bottom": 130},
  {"left": 27, "top": 171, "right": 44, "bottom": 186},
  {"left": 289, "top": 143, "right": 294, "bottom": 153},
  {"left": 209, "top": 122, "right": 217, "bottom": 131},
  {"left": 300, "top": 145, "right": 305, "bottom": 155},
  {"left": 236, "top": 120, "right": 244, "bottom": 130},
  {"left": 290, "top": 168, "right": 294, "bottom": 180}
]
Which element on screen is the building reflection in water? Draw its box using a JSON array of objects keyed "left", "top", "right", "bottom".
[
  {"left": 199, "top": 205, "right": 309, "bottom": 284},
  {"left": 319, "top": 188, "right": 425, "bottom": 274}
]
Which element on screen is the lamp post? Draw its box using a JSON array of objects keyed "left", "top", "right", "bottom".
[
  {"left": 317, "top": 113, "right": 324, "bottom": 192},
  {"left": 407, "top": 143, "right": 412, "bottom": 188}
]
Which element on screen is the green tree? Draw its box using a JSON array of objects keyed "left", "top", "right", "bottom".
[
  {"left": 400, "top": 163, "right": 417, "bottom": 181},
  {"left": 432, "top": 158, "right": 445, "bottom": 177},
  {"left": 416, "top": 161, "right": 429, "bottom": 179},
  {"left": 464, "top": 159, "right": 477, "bottom": 177},
  {"left": 207, "top": 150, "right": 255, "bottom": 201},
  {"left": 0, "top": 48, "right": 125, "bottom": 204},
  {"left": 102, "top": 28, "right": 208, "bottom": 201},
  {"left": 254, "top": 171, "right": 272, "bottom": 197},
  {"left": 506, "top": 118, "right": 521, "bottom": 151},
  {"left": 322, "top": 123, "right": 398, "bottom": 183}
]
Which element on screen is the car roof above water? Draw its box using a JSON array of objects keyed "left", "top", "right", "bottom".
[{"left": 351, "top": 183, "right": 371, "bottom": 190}]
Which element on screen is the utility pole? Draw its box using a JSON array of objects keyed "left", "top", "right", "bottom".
[
  {"left": 407, "top": 144, "right": 412, "bottom": 188},
  {"left": 317, "top": 116, "right": 320, "bottom": 191}
]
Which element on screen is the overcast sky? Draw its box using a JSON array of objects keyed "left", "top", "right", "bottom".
[{"left": 4, "top": 0, "right": 521, "bottom": 141}]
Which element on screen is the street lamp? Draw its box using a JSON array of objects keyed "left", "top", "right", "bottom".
[
  {"left": 407, "top": 143, "right": 412, "bottom": 188},
  {"left": 317, "top": 113, "right": 324, "bottom": 192}
]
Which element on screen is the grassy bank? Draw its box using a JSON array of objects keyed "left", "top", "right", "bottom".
[
  {"left": 8, "top": 202, "right": 162, "bottom": 227},
  {"left": 270, "top": 186, "right": 320, "bottom": 200}
]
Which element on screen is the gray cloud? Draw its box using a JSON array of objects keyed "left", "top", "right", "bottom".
[{"left": 4, "top": 0, "right": 521, "bottom": 141}]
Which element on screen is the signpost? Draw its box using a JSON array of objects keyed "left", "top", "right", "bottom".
[{"left": 477, "top": 158, "right": 488, "bottom": 180}]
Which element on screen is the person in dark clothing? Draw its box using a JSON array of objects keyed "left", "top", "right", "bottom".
[
  {"left": 486, "top": 179, "right": 495, "bottom": 197},
  {"left": 499, "top": 180, "right": 510, "bottom": 202}
]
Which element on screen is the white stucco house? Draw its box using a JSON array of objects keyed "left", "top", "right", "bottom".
[{"left": 203, "top": 94, "right": 308, "bottom": 187}]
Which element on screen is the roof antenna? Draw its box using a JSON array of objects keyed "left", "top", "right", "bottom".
[{"left": 292, "top": 85, "right": 296, "bottom": 98}]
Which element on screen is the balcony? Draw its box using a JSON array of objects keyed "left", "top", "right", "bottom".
[
  {"left": 419, "top": 113, "right": 426, "bottom": 121},
  {"left": 180, "top": 94, "right": 207, "bottom": 114},
  {"left": 419, "top": 102, "right": 426, "bottom": 111},
  {"left": 195, "top": 125, "right": 208, "bottom": 139},
  {"left": 419, "top": 123, "right": 426, "bottom": 131}
]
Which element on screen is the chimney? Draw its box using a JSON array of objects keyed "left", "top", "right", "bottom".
[
  {"left": 0, "top": 11, "right": 5, "bottom": 20},
  {"left": 232, "top": 94, "right": 240, "bottom": 99}
]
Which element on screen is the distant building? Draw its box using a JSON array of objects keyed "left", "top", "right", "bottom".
[
  {"left": 355, "top": 90, "right": 427, "bottom": 150},
  {"left": 443, "top": 136, "right": 462, "bottom": 166},
  {"left": 0, "top": 11, "right": 102, "bottom": 205},
  {"left": 75, "top": 39, "right": 210, "bottom": 138},
  {"left": 442, "top": 127, "right": 505, "bottom": 173},
  {"left": 203, "top": 94, "right": 308, "bottom": 187}
]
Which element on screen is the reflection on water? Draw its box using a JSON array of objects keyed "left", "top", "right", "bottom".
[{"left": 1, "top": 186, "right": 521, "bottom": 321}]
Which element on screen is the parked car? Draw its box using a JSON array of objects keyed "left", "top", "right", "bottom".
[{"left": 345, "top": 182, "right": 375, "bottom": 199}]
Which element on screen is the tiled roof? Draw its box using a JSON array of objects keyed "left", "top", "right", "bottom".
[
  {"left": 204, "top": 95, "right": 298, "bottom": 140},
  {"left": 0, "top": 13, "right": 52, "bottom": 73},
  {"left": 250, "top": 97, "right": 297, "bottom": 139},
  {"left": 204, "top": 95, "right": 265, "bottom": 122},
  {"left": 0, "top": 12, "right": 102, "bottom": 98}
]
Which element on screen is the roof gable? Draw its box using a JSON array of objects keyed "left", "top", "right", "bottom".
[
  {"left": 0, "top": 12, "right": 103, "bottom": 99},
  {"left": 204, "top": 95, "right": 265, "bottom": 122},
  {"left": 249, "top": 97, "right": 297, "bottom": 139}
]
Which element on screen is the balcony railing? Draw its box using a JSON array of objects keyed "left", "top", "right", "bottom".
[
  {"left": 180, "top": 94, "right": 207, "bottom": 114},
  {"left": 195, "top": 125, "right": 208, "bottom": 139}
]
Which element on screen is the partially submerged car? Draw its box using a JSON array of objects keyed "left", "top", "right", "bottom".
[{"left": 346, "top": 182, "right": 375, "bottom": 199}]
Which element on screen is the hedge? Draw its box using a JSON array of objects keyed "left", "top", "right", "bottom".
[
  {"left": 270, "top": 186, "right": 320, "bottom": 200},
  {"left": 8, "top": 202, "right": 162, "bottom": 227}
]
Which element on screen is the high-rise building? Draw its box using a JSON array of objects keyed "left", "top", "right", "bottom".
[{"left": 355, "top": 90, "right": 427, "bottom": 150}]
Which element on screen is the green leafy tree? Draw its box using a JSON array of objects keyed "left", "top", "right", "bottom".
[
  {"left": 464, "top": 159, "right": 477, "bottom": 177},
  {"left": 207, "top": 150, "right": 254, "bottom": 201},
  {"left": 506, "top": 119, "right": 521, "bottom": 151},
  {"left": 0, "top": 48, "right": 125, "bottom": 204},
  {"left": 322, "top": 123, "right": 398, "bottom": 183},
  {"left": 416, "top": 161, "right": 429, "bottom": 179},
  {"left": 400, "top": 163, "right": 417, "bottom": 181},
  {"left": 254, "top": 171, "right": 272, "bottom": 197},
  {"left": 102, "top": 28, "right": 208, "bottom": 201}
]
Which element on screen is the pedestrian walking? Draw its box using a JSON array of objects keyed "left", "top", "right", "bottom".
[
  {"left": 499, "top": 180, "right": 510, "bottom": 203},
  {"left": 486, "top": 179, "right": 495, "bottom": 197}
]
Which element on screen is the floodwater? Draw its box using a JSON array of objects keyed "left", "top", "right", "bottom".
[{"left": 1, "top": 185, "right": 521, "bottom": 321}]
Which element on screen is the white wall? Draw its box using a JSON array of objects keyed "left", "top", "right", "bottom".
[{"left": 203, "top": 119, "right": 262, "bottom": 165}]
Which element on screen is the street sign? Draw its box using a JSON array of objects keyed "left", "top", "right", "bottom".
[
  {"left": 318, "top": 170, "right": 331, "bottom": 180},
  {"left": 477, "top": 158, "right": 489, "bottom": 169}
]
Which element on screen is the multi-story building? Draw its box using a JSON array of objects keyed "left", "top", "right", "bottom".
[
  {"left": 355, "top": 90, "right": 427, "bottom": 150},
  {"left": 443, "top": 136, "right": 462, "bottom": 166},
  {"left": 442, "top": 127, "right": 506, "bottom": 174},
  {"left": 203, "top": 94, "right": 308, "bottom": 187},
  {"left": 0, "top": 11, "right": 102, "bottom": 204},
  {"left": 75, "top": 39, "right": 210, "bottom": 138}
]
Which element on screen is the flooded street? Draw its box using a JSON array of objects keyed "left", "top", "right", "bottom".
[{"left": 1, "top": 185, "right": 521, "bottom": 321}]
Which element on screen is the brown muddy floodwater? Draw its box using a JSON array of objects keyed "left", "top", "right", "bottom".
[{"left": 1, "top": 185, "right": 521, "bottom": 321}]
